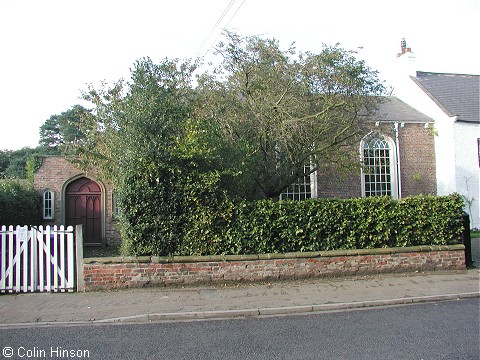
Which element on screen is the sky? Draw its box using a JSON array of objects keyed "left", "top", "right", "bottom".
[{"left": 1, "top": 0, "right": 479, "bottom": 151}]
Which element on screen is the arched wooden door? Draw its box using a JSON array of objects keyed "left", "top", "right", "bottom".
[{"left": 66, "top": 177, "right": 102, "bottom": 246}]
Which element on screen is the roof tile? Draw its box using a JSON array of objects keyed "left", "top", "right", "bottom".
[{"left": 412, "top": 72, "right": 479, "bottom": 123}]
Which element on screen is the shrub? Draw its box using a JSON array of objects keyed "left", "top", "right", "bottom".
[
  {"left": 119, "top": 168, "right": 234, "bottom": 256},
  {"left": 221, "top": 194, "right": 464, "bottom": 255},
  {"left": 0, "top": 180, "right": 41, "bottom": 226},
  {"left": 120, "top": 193, "right": 464, "bottom": 256}
]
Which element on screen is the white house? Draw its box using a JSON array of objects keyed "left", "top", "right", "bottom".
[{"left": 389, "top": 39, "right": 480, "bottom": 228}]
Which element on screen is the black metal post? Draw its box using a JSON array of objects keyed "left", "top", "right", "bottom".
[{"left": 462, "top": 212, "right": 473, "bottom": 268}]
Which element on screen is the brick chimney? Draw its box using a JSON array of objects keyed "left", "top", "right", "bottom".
[
  {"left": 389, "top": 37, "right": 418, "bottom": 99},
  {"left": 397, "top": 38, "right": 412, "bottom": 57}
]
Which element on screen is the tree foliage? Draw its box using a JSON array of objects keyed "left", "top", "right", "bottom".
[
  {"left": 0, "top": 105, "right": 86, "bottom": 179},
  {"left": 196, "top": 32, "right": 386, "bottom": 199},
  {"left": 76, "top": 57, "right": 232, "bottom": 255},
  {"left": 73, "top": 33, "right": 389, "bottom": 255},
  {"left": 0, "top": 147, "right": 38, "bottom": 179},
  {"left": 39, "top": 104, "right": 90, "bottom": 153}
]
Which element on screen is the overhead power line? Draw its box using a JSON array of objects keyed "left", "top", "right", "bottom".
[
  {"left": 194, "top": 0, "right": 247, "bottom": 58},
  {"left": 222, "top": 0, "right": 246, "bottom": 29},
  {"left": 210, "top": 0, "right": 237, "bottom": 36},
  {"left": 194, "top": 0, "right": 237, "bottom": 58}
]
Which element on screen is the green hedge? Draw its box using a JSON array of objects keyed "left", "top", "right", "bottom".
[
  {"left": 124, "top": 193, "right": 464, "bottom": 256},
  {"left": 0, "top": 180, "right": 41, "bottom": 226},
  {"left": 217, "top": 194, "right": 463, "bottom": 254},
  {"left": 215, "top": 194, "right": 464, "bottom": 255}
]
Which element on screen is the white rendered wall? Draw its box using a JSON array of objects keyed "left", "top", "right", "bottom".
[
  {"left": 434, "top": 114, "right": 457, "bottom": 196},
  {"left": 390, "top": 74, "right": 457, "bottom": 194},
  {"left": 454, "top": 121, "right": 480, "bottom": 228}
]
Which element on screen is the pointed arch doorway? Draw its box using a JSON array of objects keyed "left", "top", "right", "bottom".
[{"left": 66, "top": 177, "right": 103, "bottom": 246}]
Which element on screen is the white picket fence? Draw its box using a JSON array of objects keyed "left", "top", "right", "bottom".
[{"left": 0, "top": 225, "right": 75, "bottom": 293}]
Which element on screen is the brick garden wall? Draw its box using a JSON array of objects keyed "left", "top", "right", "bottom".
[{"left": 81, "top": 245, "right": 465, "bottom": 291}]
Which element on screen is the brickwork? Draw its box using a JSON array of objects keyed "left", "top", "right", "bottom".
[
  {"left": 398, "top": 124, "right": 437, "bottom": 195},
  {"left": 82, "top": 245, "right": 465, "bottom": 291},
  {"left": 316, "top": 122, "right": 436, "bottom": 198},
  {"left": 316, "top": 166, "right": 360, "bottom": 198},
  {"left": 33, "top": 156, "right": 121, "bottom": 245}
]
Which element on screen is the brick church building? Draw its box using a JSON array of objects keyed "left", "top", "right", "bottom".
[
  {"left": 33, "top": 96, "right": 437, "bottom": 247},
  {"left": 33, "top": 156, "right": 121, "bottom": 246}
]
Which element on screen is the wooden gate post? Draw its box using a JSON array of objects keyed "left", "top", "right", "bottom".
[{"left": 75, "top": 225, "right": 84, "bottom": 292}]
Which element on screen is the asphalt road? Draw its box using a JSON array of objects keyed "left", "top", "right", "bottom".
[{"left": 0, "top": 299, "right": 478, "bottom": 360}]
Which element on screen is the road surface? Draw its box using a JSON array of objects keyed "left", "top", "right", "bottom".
[{"left": 0, "top": 298, "right": 478, "bottom": 359}]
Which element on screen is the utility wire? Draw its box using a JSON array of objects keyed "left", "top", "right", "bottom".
[
  {"left": 194, "top": 0, "right": 247, "bottom": 58},
  {"left": 205, "top": 0, "right": 247, "bottom": 55},
  {"left": 194, "top": 0, "right": 237, "bottom": 58},
  {"left": 223, "top": 0, "right": 246, "bottom": 29},
  {"left": 210, "top": 0, "right": 237, "bottom": 36}
]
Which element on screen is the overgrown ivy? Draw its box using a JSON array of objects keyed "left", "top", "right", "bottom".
[{"left": 26, "top": 155, "right": 44, "bottom": 182}]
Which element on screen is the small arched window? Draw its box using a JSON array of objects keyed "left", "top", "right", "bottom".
[
  {"left": 361, "top": 134, "right": 398, "bottom": 199},
  {"left": 42, "top": 190, "right": 54, "bottom": 220}
]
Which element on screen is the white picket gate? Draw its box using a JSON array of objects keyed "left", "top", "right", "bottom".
[{"left": 0, "top": 225, "right": 75, "bottom": 293}]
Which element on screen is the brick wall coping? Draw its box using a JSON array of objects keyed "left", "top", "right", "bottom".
[{"left": 83, "top": 244, "right": 465, "bottom": 264}]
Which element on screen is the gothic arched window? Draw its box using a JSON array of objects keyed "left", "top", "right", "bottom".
[{"left": 361, "top": 135, "right": 398, "bottom": 199}]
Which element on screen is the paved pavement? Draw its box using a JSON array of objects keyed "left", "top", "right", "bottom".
[
  {"left": 0, "top": 269, "right": 478, "bottom": 326},
  {"left": 472, "top": 237, "right": 480, "bottom": 268}
]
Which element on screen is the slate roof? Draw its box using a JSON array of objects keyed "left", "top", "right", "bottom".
[
  {"left": 372, "top": 96, "right": 433, "bottom": 123},
  {"left": 411, "top": 71, "right": 480, "bottom": 123}
]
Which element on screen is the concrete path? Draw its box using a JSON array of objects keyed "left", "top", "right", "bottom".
[
  {"left": 0, "top": 269, "right": 478, "bottom": 326},
  {"left": 472, "top": 237, "right": 480, "bottom": 268}
]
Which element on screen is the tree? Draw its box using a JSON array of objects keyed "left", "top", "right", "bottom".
[
  {"left": 196, "top": 32, "right": 386, "bottom": 199},
  {"left": 0, "top": 105, "right": 89, "bottom": 180},
  {"left": 73, "top": 34, "right": 387, "bottom": 255},
  {"left": 76, "top": 58, "right": 198, "bottom": 182},
  {"left": 0, "top": 147, "right": 38, "bottom": 179},
  {"left": 39, "top": 105, "right": 90, "bottom": 152},
  {"left": 0, "top": 150, "right": 11, "bottom": 178},
  {"left": 76, "top": 57, "right": 231, "bottom": 255}
]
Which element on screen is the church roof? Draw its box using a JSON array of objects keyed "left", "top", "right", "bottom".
[{"left": 373, "top": 96, "right": 433, "bottom": 123}]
